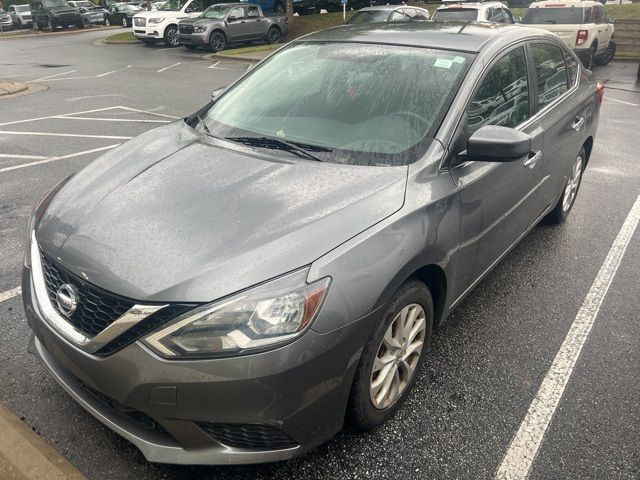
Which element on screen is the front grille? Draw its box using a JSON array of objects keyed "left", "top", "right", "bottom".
[
  {"left": 196, "top": 422, "right": 299, "bottom": 450},
  {"left": 24, "top": 15, "right": 32, "bottom": 20},
  {"left": 179, "top": 24, "right": 193, "bottom": 34},
  {"left": 40, "top": 252, "right": 135, "bottom": 337},
  {"left": 134, "top": 16, "right": 145, "bottom": 26}
]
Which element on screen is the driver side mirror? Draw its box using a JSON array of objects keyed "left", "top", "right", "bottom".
[{"left": 466, "top": 125, "right": 531, "bottom": 162}]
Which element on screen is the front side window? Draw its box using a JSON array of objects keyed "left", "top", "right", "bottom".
[
  {"left": 202, "top": 5, "right": 230, "bottom": 19},
  {"left": 467, "top": 47, "right": 529, "bottom": 136},
  {"left": 531, "top": 43, "right": 568, "bottom": 109},
  {"left": 488, "top": 7, "right": 504, "bottom": 22},
  {"left": 201, "top": 42, "right": 473, "bottom": 166},
  {"left": 503, "top": 8, "right": 514, "bottom": 23},
  {"left": 228, "top": 7, "right": 244, "bottom": 19},
  {"left": 389, "top": 10, "right": 405, "bottom": 21}
]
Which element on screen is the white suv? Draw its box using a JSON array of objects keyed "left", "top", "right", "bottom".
[
  {"left": 133, "top": 0, "right": 204, "bottom": 47},
  {"left": 431, "top": 1, "right": 515, "bottom": 24},
  {"left": 524, "top": 0, "right": 616, "bottom": 69}
]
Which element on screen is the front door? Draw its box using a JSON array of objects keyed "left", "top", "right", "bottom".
[
  {"left": 450, "top": 45, "right": 545, "bottom": 296},
  {"left": 244, "top": 5, "right": 265, "bottom": 40},
  {"left": 225, "top": 6, "right": 248, "bottom": 41}
]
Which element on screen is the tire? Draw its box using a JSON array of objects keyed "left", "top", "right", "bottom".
[
  {"left": 35, "top": 21, "right": 42, "bottom": 31},
  {"left": 637, "top": 61, "right": 640, "bottom": 80},
  {"left": 83, "top": 17, "right": 89, "bottom": 27},
  {"left": 545, "top": 147, "right": 585, "bottom": 224},
  {"left": 78, "top": 20, "right": 85, "bottom": 28},
  {"left": 208, "top": 30, "right": 226, "bottom": 52},
  {"left": 266, "top": 26, "right": 280, "bottom": 44},
  {"left": 184, "top": 44, "right": 198, "bottom": 50},
  {"left": 47, "top": 17, "right": 54, "bottom": 31},
  {"left": 595, "top": 40, "right": 616, "bottom": 66},
  {"left": 105, "top": 17, "right": 111, "bottom": 26},
  {"left": 163, "top": 24, "right": 178, "bottom": 47},
  {"left": 122, "top": 16, "right": 127, "bottom": 27},
  {"left": 273, "top": 1, "right": 285, "bottom": 13},
  {"left": 347, "top": 279, "right": 434, "bottom": 429},
  {"left": 584, "top": 45, "right": 596, "bottom": 70}
]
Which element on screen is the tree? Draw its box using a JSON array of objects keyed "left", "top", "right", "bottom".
[{"left": 286, "top": 0, "right": 293, "bottom": 17}]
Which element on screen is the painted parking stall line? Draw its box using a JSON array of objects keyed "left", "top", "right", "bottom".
[
  {"left": 495, "top": 194, "right": 640, "bottom": 480},
  {"left": 0, "top": 131, "right": 133, "bottom": 140},
  {"left": 0, "top": 287, "right": 21, "bottom": 303},
  {"left": 33, "top": 69, "right": 77, "bottom": 82},
  {"left": 0, "top": 145, "right": 121, "bottom": 174}
]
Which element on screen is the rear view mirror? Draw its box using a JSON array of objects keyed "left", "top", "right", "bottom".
[{"left": 466, "top": 125, "right": 531, "bottom": 162}]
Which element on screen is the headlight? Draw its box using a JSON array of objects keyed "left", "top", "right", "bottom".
[
  {"left": 193, "top": 25, "right": 206, "bottom": 33},
  {"left": 148, "top": 17, "right": 164, "bottom": 23},
  {"left": 143, "top": 269, "right": 331, "bottom": 359},
  {"left": 24, "top": 174, "right": 74, "bottom": 268}
]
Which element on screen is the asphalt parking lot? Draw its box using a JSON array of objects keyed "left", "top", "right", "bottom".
[{"left": 1, "top": 30, "right": 639, "bottom": 480}]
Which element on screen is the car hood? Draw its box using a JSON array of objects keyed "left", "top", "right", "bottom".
[
  {"left": 36, "top": 122, "right": 407, "bottom": 303},
  {"left": 181, "top": 17, "right": 221, "bottom": 26}
]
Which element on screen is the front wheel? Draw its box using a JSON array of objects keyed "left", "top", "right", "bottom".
[
  {"left": 546, "top": 148, "right": 585, "bottom": 224},
  {"left": 208, "top": 30, "right": 226, "bottom": 52},
  {"left": 266, "top": 26, "right": 280, "bottom": 44},
  {"left": 105, "top": 17, "right": 111, "bottom": 26},
  {"left": 82, "top": 17, "right": 89, "bottom": 27},
  {"left": 122, "top": 16, "right": 127, "bottom": 27},
  {"left": 595, "top": 40, "right": 616, "bottom": 66},
  {"left": 347, "top": 280, "right": 433, "bottom": 429},
  {"left": 47, "top": 17, "right": 54, "bottom": 31},
  {"left": 163, "top": 24, "right": 178, "bottom": 47}
]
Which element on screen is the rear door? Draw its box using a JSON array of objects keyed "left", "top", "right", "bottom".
[
  {"left": 244, "top": 5, "right": 264, "bottom": 39},
  {"left": 529, "top": 42, "right": 587, "bottom": 212},
  {"left": 450, "top": 45, "right": 544, "bottom": 291}
]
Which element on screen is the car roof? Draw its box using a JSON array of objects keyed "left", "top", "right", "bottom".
[
  {"left": 299, "top": 21, "right": 550, "bottom": 53},
  {"left": 436, "top": 1, "right": 506, "bottom": 10}
]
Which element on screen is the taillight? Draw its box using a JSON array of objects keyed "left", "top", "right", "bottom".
[
  {"left": 596, "top": 82, "right": 605, "bottom": 105},
  {"left": 576, "top": 30, "right": 588, "bottom": 46}
]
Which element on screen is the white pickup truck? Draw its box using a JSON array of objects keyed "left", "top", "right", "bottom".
[
  {"left": 524, "top": 0, "right": 616, "bottom": 69},
  {"left": 132, "top": 0, "right": 210, "bottom": 47}
]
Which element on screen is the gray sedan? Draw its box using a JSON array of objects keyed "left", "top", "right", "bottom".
[{"left": 23, "top": 22, "right": 600, "bottom": 465}]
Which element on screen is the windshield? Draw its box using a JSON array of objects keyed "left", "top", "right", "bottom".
[
  {"left": 524, "top": 7, "right": 584, "bottom": 24},
  {"left": 345, "top": 10, "right": 391, "bottom": 24},
  {"left": 201, "top": 42, "right": 472, "bottom": 166},
  {"left": 15, "top": 5, "right": 30, "bottom": 11},
  {"left": 432, "top": 8, "right": 478, "bottom": 21},
  {"left": 202, "top": 4, "right": 230, "bottom": 18},
  {"left": 159, "top": 0, "right": 188, "bottom": 11},
  {"left": 43, "top": 0, "right": 70, "bottom": 7}
]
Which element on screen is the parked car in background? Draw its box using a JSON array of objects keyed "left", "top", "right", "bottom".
[
  {"left": 243, "top": 0, "right": 285, "bottom": 13},
  {"left": 30, "top": 0, "right": 83, "bottom": 30},
  {"left": 24, "top": 21, "right": 601, "bottom": 466},
  {"left": 105, "top": 2, "right": 141, "bottom": 26},
  {"left": 9, "top": 4, "right": 33, "bottom": 28},
  {"left": 133, "top": 0, "right": 212, "bottom": 46},
  {"left": 68, "top": 0, "right": 107, "bottom": 26},
  {"left": 431, "top": 1, "right": 515, "bottom": 23},
  {"left": 524, "top": 0, "right": 615, "bottom": 68},
  {"left": 178, "top": 3, "right": 286, "bottom": 51},
  {"left": 345, "top": 5, "right": 429, "bottom": 24},
  {"left": 0, "top": 9, "right": 13, "bottom": 30},
  {"left": 150, "top": 1, "right": 166, "bottom": 9}
]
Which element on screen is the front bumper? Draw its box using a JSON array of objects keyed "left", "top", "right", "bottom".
[
  {"left": 22, "top": 265, "right": 376, "bottom": 464},
  {"left": 134, "top": 25, "right": 163, "bottom": 39},
  {"left": 178, "top": 32, "right": 209, "bottom": 46}
]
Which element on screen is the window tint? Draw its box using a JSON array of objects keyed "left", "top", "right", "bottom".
[
  {"left": 532, "top": 44, "right": 568, "bottom": 109},
  {"left": 524, "top": 7, "right": 584, "bottom": 24},
  {"left": 503, "top": 8, "right": 514, "bottom": 23},
  {"left": 564, "top": 51, "right": 579, "bottom": 86},
  {"left": 467, "top": 47, "right": 529, "bottom": 136},
  {"left": 389, "top": 10, "right": 406, "bottom": 21},
  {"left": 247, "top": 5, "right": 259, "bottom": 17}
]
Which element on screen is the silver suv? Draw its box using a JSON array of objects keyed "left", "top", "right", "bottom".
[{"left": 432, "top": 1, "right": 515, "bottom": 23}]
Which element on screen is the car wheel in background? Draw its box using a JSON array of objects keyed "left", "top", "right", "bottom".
[
  {"left": 347, "top": 279, "right": 434, "bottom": 429},
  {"left": 163, "top": 24, "right": 179, "bottom": 47},
  {"left": 77, "top": 20, "right": 85, "bottom": 28},
  {"left": 122, "top": 17, "right": 128, "bottom": 27},
  {"left": 266, "top": 26, "right": 280, "bottom": 44},
  {"left": 208, "top": 30, "right": 226, "bottom": 52},
  {"left": 546, "top": 147, "right": 585, "bottom": 224},
  {"left": 47, "top": 17, "right": 55, "bottom": 30},
  {"left": 595, "top": 40, "right": 616, "bottom": 66},
  {"left": 105, "top": 17, "right": 111, "bottom": 26},
  {"left": 83, "top": 17, "right": 89, "bottom": 27}
]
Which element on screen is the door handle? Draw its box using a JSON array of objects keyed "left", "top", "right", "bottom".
[
  {"left": 524, "top": 151, "right": 542, "bottom": 169},
  {"left": 572, "top": 117, "right": 585, "bottom": 131}
]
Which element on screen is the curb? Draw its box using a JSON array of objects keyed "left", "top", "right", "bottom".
[
  {"left": 104, "top": 40, "right": 140, "bottom": 44},
  {"left": 0, "top": 80, "right": 28, "bottom": 96},
  {"left": 0, "top": 403, "right": 86, "bottom": 479}
]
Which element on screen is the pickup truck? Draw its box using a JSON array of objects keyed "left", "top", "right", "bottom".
[
  {"left": 524, "top": 0, "right": 616, "bottom": 69},
  {"left": 178, "top": 2, "right": 287, "bottom": 52}
]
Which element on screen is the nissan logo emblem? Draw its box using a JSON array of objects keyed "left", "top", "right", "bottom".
[{"left": 55, "top": 284, "right": 79, "bottom": 317}]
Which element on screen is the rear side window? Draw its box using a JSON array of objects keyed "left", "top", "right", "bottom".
[
  {"left": 467, "top": 47, "right": 530, "bottom": 136},
  {"left": 531, "top": 44, "right": 568, "bottom": 109},
  {"left": 389, "top": 10, "right": 406, "bottom": 21}
]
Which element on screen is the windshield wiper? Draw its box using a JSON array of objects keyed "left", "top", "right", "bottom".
[{"left": 224, "top": 136, "right": 330, "bottom": 162}]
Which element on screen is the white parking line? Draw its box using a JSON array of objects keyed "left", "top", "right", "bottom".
[
  {"left": 495, "top": 194, "right": 640, "bottom": 480},
  {"left": 0, "top": 107, "right": 122, "bottom": 127},
  {"left": 0, "top": 131, "right": 133, "bottom": 140},
  {"left": 33, "top": 70, "right": 78, "bottom": 82},
  {"left": 208, "top": 61, "right": 220, "bottom": 69},
  {"left": 0, "top": 153, "right": 48, "bottom": 160},
  {"left": 96, "top": 65, "right": 132, "bottom": 78},
  {"left": 157, "top": 62, "right": 181, "bottom": 73},
  {"left": 117, "top": 106, "right": 179, "bottom": 119},
  {"left": 0, "top": 287, "right": 21, "bottom": 303},
  {"left": 0, "top": 145, "right": 121, "bottom": 174},
  {"left": 39, "top": 76, "right": 91, "bottom": 82},
  {"left": 57, "top": 117, "right": 170, "bottom": 123},
  {"left": 608, "top": 97, "right": 639, "bottom": 107}
]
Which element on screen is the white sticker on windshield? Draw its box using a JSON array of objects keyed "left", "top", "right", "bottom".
[
  {"left": 453, "top": 56, "right": 466, "bottom": 64},
  {"left": 434, "top": 58, "right": 453, "bottom": 69}
]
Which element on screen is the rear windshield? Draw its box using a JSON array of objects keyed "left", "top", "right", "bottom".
[
  {"left": 432, "top": 8, "right": 477, "bottom": 21},
  {"left": 524, "top": 7, "right": 584, "bottom": 24},
  {"left": 15, "top": 5, "right": 30, "bottom": 11},
  {"left": 345, "top": 10, "right": 390, "bottom": 24}
]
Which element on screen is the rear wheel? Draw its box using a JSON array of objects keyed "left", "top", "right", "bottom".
[
  {"left": 347, "top": 280, "right": 433, "bottom": 429},
  {"left": 208, "top": 30, "right": 226, "bottom": 52},
  {"left": 546, "top": 148, "right": 585, "bottom": 224},
  {"left": 77, "top": 20, "right": 85, "bottom": 28},
  {"left": 82, "top": 17, "right": 89, "bottom": 27},
  {"left": 47, "top": 17, "right": 55, "bottom": 31},
  {"left": 163, "top": 24, "right": 178, "bottom": 47},
  {"left": 595, "top": 40, "right": 616, "bottom": 66},
  {"left": 266, "top": 26, "right": 280, "bottom": 44}
]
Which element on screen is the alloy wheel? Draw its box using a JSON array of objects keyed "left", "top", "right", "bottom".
[
  {"left": 369, "top": 303, "right": 426, "bottom": 410},
  {"left": 268, "top": 28, "right": 280, "bottom": 44},
  {"left": 210, "top": 32, "right": 225, "bottom": 52},
  {"left": 562, "top": 155, "right": 583, "bottom": 212},
  {"left": 167, "top": 26, "right": 178, "bottom": 46}
]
